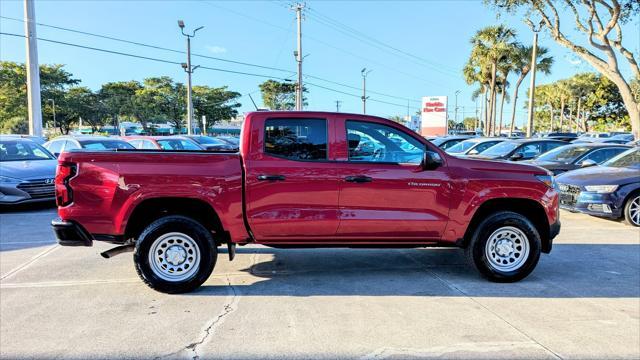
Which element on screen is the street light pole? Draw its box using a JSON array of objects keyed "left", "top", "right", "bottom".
[
  {"left": 361, "top": 68, "right": 372, "bottom": 114},
  {"left": 47, "top": 99, "right": 56, "bottom": 131},
  {"left": 526, "top": 21, "right": 543, "bottom": 138},
  {"left": 178, "top": 20, "right": 203, "bottom": 135}
]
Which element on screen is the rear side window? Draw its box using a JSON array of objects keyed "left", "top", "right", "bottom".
[{"left": 264, "top": 118, "right": 327, "bottom": 161}]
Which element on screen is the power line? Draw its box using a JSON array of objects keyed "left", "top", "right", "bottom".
[
  {"left": 201, "top": 1, "right": 451, "bottom": 89},
  {"left": 0, "top": 32, "right": 408, "bottom": 109},
  {"left": 304, "top": 8, "right": 459, "bottom": 78},
  {"left": 0, "top": 15, "right": 421, "bottom": 104}
]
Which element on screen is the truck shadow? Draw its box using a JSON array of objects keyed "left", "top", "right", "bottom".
[{"left": 194, "top": 244, "right": 640, "bottom": 298}]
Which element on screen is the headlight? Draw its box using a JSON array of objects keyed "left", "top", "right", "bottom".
[
  {"left": 535, "top": 174, "right": 556, "bottom": 189},
  {"left": 0, "top": 176, "right": 22, "bottom": 184},
  {"left": 584, "top": 185, "right": 618, "bottom": 193}
]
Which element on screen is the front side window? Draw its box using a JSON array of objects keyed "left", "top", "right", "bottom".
[
  {"left": 264, "top": 118, "right": 327, "bottom": 161},
  {"left": 346, "top": 121, "right": 423, "bottom": 164},
  {"left": 515, "top": 143, "right": 543, "bottom": 158}
]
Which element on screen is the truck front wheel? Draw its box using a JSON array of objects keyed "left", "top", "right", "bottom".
[
  {"left": 134, "top": 215, "right": 217, "bottom": 293},
  {"left": 465, "top": 211, "right": 541, "bottom": 282}
]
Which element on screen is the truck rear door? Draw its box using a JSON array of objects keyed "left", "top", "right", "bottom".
[{"left": 243, "top": 115, "right": 340, "bottom": 241}]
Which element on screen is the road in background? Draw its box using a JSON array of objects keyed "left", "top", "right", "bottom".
[{"left": 1, "top": 206, "right": 639, "bottom": 359}]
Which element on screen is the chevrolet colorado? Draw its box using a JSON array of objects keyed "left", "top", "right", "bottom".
[{"left": 52, "top": 111, "right": 560, "bottom": 293}]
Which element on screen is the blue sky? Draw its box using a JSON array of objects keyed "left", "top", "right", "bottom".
[{"left": 1, "top": 0, "right": 638, "bottom": 128}]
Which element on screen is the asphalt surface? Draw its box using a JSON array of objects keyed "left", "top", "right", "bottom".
[{"left": 0, "top": 204, "right": 639, "bottom": 359}]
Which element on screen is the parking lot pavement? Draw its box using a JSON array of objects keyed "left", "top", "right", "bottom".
[{"left": 0, "top": 208, "right": 638, "bottom": 359}]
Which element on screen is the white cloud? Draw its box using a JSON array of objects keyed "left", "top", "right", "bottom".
[{"left": 206, "top": 45, "right": 227, "bottom": 54}]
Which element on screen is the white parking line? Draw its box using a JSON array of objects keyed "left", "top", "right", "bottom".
[{"left": 0, "top": 245, "right": 59, "bottom": 280}]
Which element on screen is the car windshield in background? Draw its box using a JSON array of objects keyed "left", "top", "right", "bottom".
[
  {"left": 537, "top": 145, "right": 591, "bottom": 164},
  {"left": 192, "top": 136, "right": 227, "bottom": 145},
  {"left": 480, "top": 141, "right": 519, "bottom": 156},
  {"left": 157, "top": 139, "right": 201, "bottom": 150},
  {"left": 82, "top": 140, "right": 135, "bottom": 150},
  {"left": 0, "top": 140, "right": 54, "bottom": 161},
  {"left": 446, "top": 139, "right": 477, "bottom": 154},
  {"left": 603, "top": 148, "right": 640, "bottom": 168}
]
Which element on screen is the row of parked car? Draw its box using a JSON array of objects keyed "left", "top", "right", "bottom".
[
  {"left": 0, "top": 134, "right": 240, "bottom": 206},
  {"left": 429, "top": 133, "right": 639, "bottom": 227}
]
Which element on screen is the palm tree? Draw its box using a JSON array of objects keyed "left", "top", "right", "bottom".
[
  {"left": 508, "top": 45, "right": 554, "bottom": 136},
  {"left": 469, "top": 25, "right": 518, "bottom": 135}
]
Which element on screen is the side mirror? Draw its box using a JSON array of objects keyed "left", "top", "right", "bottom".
[
  {"left": 509, "top": 153, "right": 524, "bottom": 161},
  {"left": 422, "top": 150, "right": 443, "bottom": 170},
  {"left": 579, "top": 159, "right": 597, "bottom": 168}
]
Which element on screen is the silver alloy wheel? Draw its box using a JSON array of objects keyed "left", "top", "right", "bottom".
[
  {"left": 148, "top": 232, "right": 201, "bottom": 282},
  {"left": 484, "top": 226, "right": 530, "bottom": 272},
  {"left": 629, "top": 196, "right": 640, "bottom": 226}
]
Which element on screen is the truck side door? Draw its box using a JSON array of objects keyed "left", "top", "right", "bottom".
[
  {"left": 244, "top": 116, "right": 340, "bottom": 242},
  {"left": 335, "top": 118, "right": 450, "bottom": 241}
]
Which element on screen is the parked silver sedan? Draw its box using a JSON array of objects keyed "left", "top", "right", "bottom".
[{"left": 0, "top": 137, "right": 57, "bottom": 205}]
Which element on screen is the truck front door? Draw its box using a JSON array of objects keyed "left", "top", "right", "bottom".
[
  {"left": 335, "top": 119, "right": 450, "bottom": 241},
  {"left": 244, "top": 116, "right": 340, "bottom": 242}
]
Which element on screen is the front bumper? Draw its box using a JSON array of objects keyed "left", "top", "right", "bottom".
[
  {"left": 51, "top": 219, "right": 93, "bottom": 247},
  {"left": 560, "top": 192, "right": 624, "bottom": 219}
]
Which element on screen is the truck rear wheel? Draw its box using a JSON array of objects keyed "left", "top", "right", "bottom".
[
  {"left": 134, "top": 215, "right": 217, "bottom": 293},
  {"left": 465, "top": 211, "right": 541, "bottom": 282}
]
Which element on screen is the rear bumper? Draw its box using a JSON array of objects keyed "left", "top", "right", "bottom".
[{"left": 51, "top": 219, "right": 93, "bottom": 247}]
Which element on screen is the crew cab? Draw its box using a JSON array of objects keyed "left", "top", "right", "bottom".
[{"left": 52, "top": 112, "right": 560, "bottom": 293}]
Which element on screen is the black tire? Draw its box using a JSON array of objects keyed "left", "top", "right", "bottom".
[
  {"left": 464, "top": 211, "right": 541, "bottom": 282},
  {"left": 134, "top": 215, "right": 217, "bottom": 294},
  {"left": 623, "top": 192, "right": 640, "bottom": 227}
]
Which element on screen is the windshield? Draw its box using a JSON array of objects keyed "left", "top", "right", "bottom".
[
  {"left": 537, "top": 145, "right": 590, "bottom": 164},
  {"left": 157, "top": 139, "right": 202, "bottom": 150},
  {"left": 81, "top": 140, "right": 135, "bottom": 150},
  {"left": 480, "top": 141, "right": 519, "bottom": 156},
  {"left": 602, "top": 148, "right": 640, "bottom": 168},
  {"left": 0, "top": 140, "right": 54, "bottom": 161},
  {"left": 446, "top": 139, "right": 477, "bottom": 154}
]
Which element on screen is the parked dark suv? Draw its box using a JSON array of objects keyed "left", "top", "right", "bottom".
[
  {"left": 469, "top": 139, "right": 566, "bottom": 161},
  {"left": 556, "top": 147, "right": 640, "bottom": 226},
  {"left": 525, "top": 143, "right": 630, "bottom": 175}
]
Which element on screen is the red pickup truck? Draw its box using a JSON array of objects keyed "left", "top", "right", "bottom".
[{"left": 52, "top": 111, "right": 560, "bottom": 293}]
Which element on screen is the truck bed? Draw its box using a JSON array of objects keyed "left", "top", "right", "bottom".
[{"left": 57, "top": 150, "right": 247, "bottom": 242}]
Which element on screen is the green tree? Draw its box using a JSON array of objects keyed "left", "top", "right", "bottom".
[
  {"left": 259, "top": 80, "right": 307, "bottom": 110},
  {"left": 486, "top": 0, "right": 640, "bottom": 138},
  {"left": 192, "top": 85, "right": 242, "bottom": 131},
  {"left": 98, "top": 81, "right": 143, "bottom": 129},
  {"left": 0, "top": 61, "right": 79, "bottom": 132}
]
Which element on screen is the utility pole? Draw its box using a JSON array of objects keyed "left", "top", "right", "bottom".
[
  {"left": 361, "top": 68, "right": 372, "bottom": 114},
  {"left": 454, "top": 90, "right": 460, "bottom": 124},
  {"left": 178, "top": 20, "right": 203, "bottom": 135},
  {"left": 24, "top": 0, "right": 42, "bottom": 137},
  {"left": 335, "top": 100, "right": 342, "bottom": 112},
  {"left": 47, "top": 99, "right": 56, "bottom": 131},
  {"left": 526, "top": 21, "right": 543, "bottom": 138},
  {"left": 292, "top": 3, "right": 305, "bottom": 111}
]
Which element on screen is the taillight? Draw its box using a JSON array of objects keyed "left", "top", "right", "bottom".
[{"left": 55, "top": 162, "right": 77, "bottom": 206}]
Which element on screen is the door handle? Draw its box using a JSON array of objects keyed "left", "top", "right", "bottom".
[
  {"left": 345, "top": 175, "right": 372, "bottom": 183},
  {"left": 257, "top": 174, "right": 286, "bottom": 181}
]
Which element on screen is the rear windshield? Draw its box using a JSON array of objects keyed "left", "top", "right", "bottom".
[
  {"left": 81, "top": 140, "right": 135, "bottom": 150},
  {"left": 157, "top": 139, "right": 201, "bottom": 151},
  {"left": 0, "top": 140, "right": 54, "bottom": 161}
]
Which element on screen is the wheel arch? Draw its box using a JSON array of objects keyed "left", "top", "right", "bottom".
[
  {"left": 462, "top": 198, "right": 551, "bottom": 253},
  {"left": 123, "top": 197, "right": 228, "bottom": 244}
]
